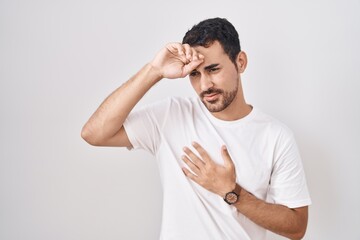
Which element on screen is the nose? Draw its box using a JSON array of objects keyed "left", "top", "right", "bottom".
[{"left": 200, "top": 75, "right": 214, "bottom": 92}]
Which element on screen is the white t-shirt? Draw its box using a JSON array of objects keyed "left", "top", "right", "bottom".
[{"left": 123, "top": 97, "right": 311, "bottom": 240}]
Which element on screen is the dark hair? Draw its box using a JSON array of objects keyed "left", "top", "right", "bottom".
[{"left": 182, "top": 17, "right": 241, "bottom": 65}]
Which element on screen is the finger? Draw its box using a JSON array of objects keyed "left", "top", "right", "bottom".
[
  {"left": 188, "top": 47, "right": 205, "bottom": 62},
  {"left": 221, "top": 145, "right": 235, "bottom": 169},
  {"left": 167, "top": 42, "right": 184, "bottom": 55},
  {"left": 182, "top": 167, "right": 199, "bottom": 183},
  {"left": 191, "top": 141, "right": 211, "bottom": 164},
  {"left": 183, "top": 146, "right": 206, "bottom": 167},
  {"left": 198, "top": 53, "right": 205, "bottom": 60},
  {"left": 182, "top": 155, "right": 201, "bottom": 175},
  {"left": 182, "top": 57, "right": 204, "bottom": 76},
  {"left": 191, "top": 48, "right": 203, "bottom": 62},
  {"left": 182, "top": 44, "right": 193, "bottom": 62},
  {"left": 167, "top": 43, "right": 187, "bottom": 63}
]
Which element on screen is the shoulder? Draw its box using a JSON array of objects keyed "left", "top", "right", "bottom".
[
  {"left": 252, "top": 108, "right": 295, "bottom": 140},
  {"left": 152, "top": 96, "right": 198, "bottom": 111},
  {"left": 144, "top": 96, "right": 195, "bottom": 107},
  {"left": 167, "top": 96, "right": 197, "bottom": 106},
  {"left": 252, "top": 109, "right": 300, "bottom": 164},
  {"left": 134, "top": 96, "right": 198, "bottom": 119}
]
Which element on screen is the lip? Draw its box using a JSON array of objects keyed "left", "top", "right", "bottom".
[{"left": 203, "top": 93, "right": 219, "bottom": 102}]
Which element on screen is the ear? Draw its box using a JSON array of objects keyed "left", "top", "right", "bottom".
[{"left": 236, "top": 51, "right": 247, "bottom": 73}]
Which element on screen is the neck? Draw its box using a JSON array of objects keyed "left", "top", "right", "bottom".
[{"left": 211, "top": 92, "right": 252, "bottom": 121}]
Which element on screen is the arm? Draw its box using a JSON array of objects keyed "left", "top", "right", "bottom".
[
  {"left": 182, "top": 142, "right": 308, "bottom": 239},
  {"left": 81, "top": 43, "right": 204, "bottom": 147},
  {"left": 235, "top": 189, "right": 308, "bottom": 240}
]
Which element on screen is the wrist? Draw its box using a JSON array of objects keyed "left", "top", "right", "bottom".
[
  {"left": 223, "top": 183, "right": 241, "bottom": 205},
  {"left": 147, "top": 62, "right": 163, "bottom": 82},
  {"left": 220, "top": 182, "right": 237, "bottom": 198}
]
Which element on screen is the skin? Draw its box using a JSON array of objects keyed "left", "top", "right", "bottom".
[
  {"left": 182, "top": 142, "right": 308, "bottom": 240},
  {"left": 188, "top": 41, "right": 251, "bottom": 120},
  {"left": 81, "top": 41, "right": 308, "bottom": 239}
]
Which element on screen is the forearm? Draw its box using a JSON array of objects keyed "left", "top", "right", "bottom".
[
  {"left": 234, "top": 188, "right": 308, "bottom": 239},
  {"left": 181, "top": 133, "right": 309, "bottom": 239},
  {"left": 82, "top": 43, "right": 204, "bottom": 146},
  {"left": 81, "top": 63, "right": 161, "bottom": 145}
]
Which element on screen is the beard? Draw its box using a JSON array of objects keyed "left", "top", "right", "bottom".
[{"left": 200, "top": 84, "right": 238, "bottom": 113}]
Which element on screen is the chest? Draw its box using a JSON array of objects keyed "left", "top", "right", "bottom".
[{"left": 160, "top": 117, "right": 275, "bottom": 199}]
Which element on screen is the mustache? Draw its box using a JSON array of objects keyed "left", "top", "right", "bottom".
[{"left": 200, "top": 88, "right": 224, "bottom": 98}]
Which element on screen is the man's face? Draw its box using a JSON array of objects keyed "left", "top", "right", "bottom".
[{"left": 189, "top": 41, "right": 241, "bottom": 113}]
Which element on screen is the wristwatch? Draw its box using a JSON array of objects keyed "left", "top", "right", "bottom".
[{"left": 224, "top": 183, "right": 241, "bottom": 205}]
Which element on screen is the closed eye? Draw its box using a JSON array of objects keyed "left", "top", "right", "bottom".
[
  {"left": 208, "top": 68, "right": 220, "bottom": 73},
  {"left": 189, "top": 71, "right": 199, "bottom": 77}
]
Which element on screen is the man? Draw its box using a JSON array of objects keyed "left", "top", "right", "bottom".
[{"left": 81, "top": 18, "right": 311, "bottom": 240}]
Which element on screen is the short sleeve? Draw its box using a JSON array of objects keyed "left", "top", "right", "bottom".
[
  {"left": 123, "top": 100, "right": 168, "bottom": 155},
  {"left": 267, "top": 128, "right": 312, "bottom": 208}
]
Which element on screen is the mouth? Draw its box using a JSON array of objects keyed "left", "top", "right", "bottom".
[{"left": 203, "top": 93, "right": 220, "bottom": 102}]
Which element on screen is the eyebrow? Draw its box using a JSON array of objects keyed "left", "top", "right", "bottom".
[
  {"left": 204, "top": 63, "right": 220, "bottom": 71},
  {"left": 191, "top": 63, "right": 220, "bottom": 73}
]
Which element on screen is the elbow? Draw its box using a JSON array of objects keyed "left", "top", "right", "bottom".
[
  {"left": 287, "top": 206, "right": 308, "bottom": 240},
  {"left": 81, "top": 124, "right": 102, "bottom": 146},
  {"left": 288, "top": 226, "right": 307, "bottom": 240},
  {"left": 279, "top": 217, "right": 307, "bottom": 240},
  {"left": 290, "top": 233, "right": 305, "bottom": 240}
]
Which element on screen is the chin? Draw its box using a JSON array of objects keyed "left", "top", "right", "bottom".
[{"left": 203, "top": 100, "right": 227, "bottom": 113}]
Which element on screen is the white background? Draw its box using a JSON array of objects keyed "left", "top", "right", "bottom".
[{"left": 1, "top": 0, "right": 359, "bottom": 239}]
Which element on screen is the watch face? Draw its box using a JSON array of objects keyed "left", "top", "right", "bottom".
[{"left": 225, "top": 192, "right": 238, "bottom": 204}]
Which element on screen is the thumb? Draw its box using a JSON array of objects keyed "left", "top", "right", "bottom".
[{"left": 221, "top": 145, "right": 234, "bottom": 168}]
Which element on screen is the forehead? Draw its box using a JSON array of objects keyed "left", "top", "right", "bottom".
[{"left": 194, "top": 41, "right": 229, "bottom": 65}]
